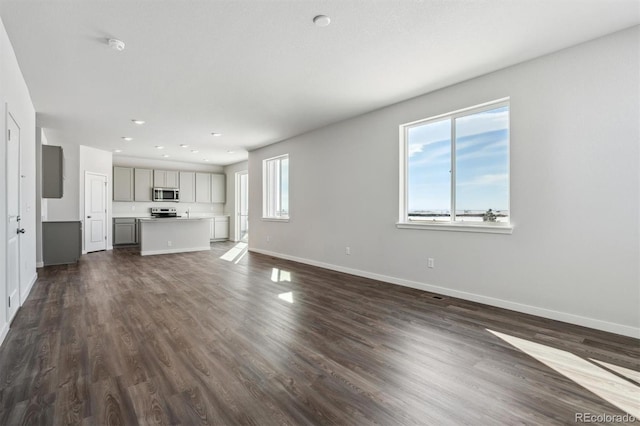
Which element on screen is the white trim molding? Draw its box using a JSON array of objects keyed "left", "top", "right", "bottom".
[
  {"left": 396, "top": 222, "right": 513, "bottom": 234},
  {"left": 20, "top": 272, "right": 37, "bottom": 303},
  {"left": 249, "top": 247, "right": 639, "bottom": 339}
]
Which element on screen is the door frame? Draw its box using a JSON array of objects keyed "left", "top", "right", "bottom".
[
  {"left": 83, "top": 171, "right": 108, "bottom": 253},
  {"left": 235, "top": 170, "right": 248, "bottom": 242},
  {"left": 5, "top": 106, "right": 22, "bottom": 323}
]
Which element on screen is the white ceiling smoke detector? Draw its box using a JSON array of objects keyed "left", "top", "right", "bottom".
[
  {"left": 313, "top": 15, "right": 331, "bottom": 27},
  {"left": 108, "top": 38, "right": 125, "bottom": 51}
]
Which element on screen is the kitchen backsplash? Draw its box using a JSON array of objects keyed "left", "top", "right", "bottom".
[{"left": 112, "top": 201, "right": 224, "bottom": 217}]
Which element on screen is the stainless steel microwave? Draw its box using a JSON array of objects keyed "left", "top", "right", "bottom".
[{"left": 153, "top": 187, "right": 179, "bottom": 202}]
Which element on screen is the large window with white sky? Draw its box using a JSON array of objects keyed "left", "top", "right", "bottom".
[
  {"left": 402, "top": 99, "right": 510, "bottom": 225},
  {"left": 263, "top": 154, "right": 289, "bottom": 220}
]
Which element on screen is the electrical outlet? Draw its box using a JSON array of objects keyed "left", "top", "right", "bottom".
[
  {"left": 168, "top": 240, "right": 172, "bottom": 247},
  {"left": 345, "top": 246, "right": 351, "bottom": 255},
  {"left": 428, "top": 258, "right": 434, "bottom": 268}
]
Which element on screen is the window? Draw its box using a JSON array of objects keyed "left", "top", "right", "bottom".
[
  {"left": 263, "top": 154, "right": 289, "bottom": 220},
  {"left": 399, "top": 99, "right": 511, "bottom": 233}
]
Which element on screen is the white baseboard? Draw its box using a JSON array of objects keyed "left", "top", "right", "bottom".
[
  {"left": 249, "top": 248, "right": 640, "bottom": 339},
  {"left": 0, "top": 322, "right": 8, "bottom": 348},
  {"left": 141, "top": 246, "right": 211, "bottom": 256},
  {"left": 36, "top": 261, "right": 44, "bottom": 268},
  {"left": 20, "top": 272, "right": 38, "bottom": 303}
]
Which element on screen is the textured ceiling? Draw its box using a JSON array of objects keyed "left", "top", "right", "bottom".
[{"left": 0, "top": 0, "right": 638, "bottom": 165}]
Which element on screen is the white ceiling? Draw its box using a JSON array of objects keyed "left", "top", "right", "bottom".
[{"left": 0, "top": 1, "right": 638, "bottom": 166}]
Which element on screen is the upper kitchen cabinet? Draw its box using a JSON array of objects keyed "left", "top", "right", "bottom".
[
  {"left": 211, "top": 174, "right": 226, "bottom": 203},
  {"left": 42, "top": 145, "right": 64, "bottom": 198},
  {"left": 134, "top": 168, "right": 153, "bottom": 201},
  {"left": 154, "top": 170, "right": 179, "bottom": 188},
  {"left": 113, "top": 166, "right": 134, "bottom": 201},
  {"left": 179, "top": 171, "right": 196, "bottom": 203},
  {"left": 195, "top": 172, "right": 211, "bottom": 203}
]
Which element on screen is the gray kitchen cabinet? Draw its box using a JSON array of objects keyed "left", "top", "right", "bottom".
[
  {"left": 195, "top": 172, "right": 211, "bottom": 203},
  {"left": 113, "top": 166, "right": 134, "bottom": 201},
  {"left": 113, "top": 218, "right": 138, "bottom": 245},
  {"left": 43, "top": 221, "right": 81, "bottom": 265},
  {"left": 211, "top": 216, "right": 229, "bottom": 241},
  {"left": 134, "top": 168, "right": 153, "bottom": 201},
  {"left": 42, "top": 145, "right": 64, "bottom": 198},
  {"left": 154, "top": 170, "right": 179, "bottom": 188},
  {"left": 211, "top": 174, "right": 226, "bottom": 203},
  {"left": 179, "top": 171, "right": 196, "bottom": 203}
]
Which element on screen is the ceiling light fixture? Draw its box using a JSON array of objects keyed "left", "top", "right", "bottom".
[
  {"left": 191, "top": 150, "right": 199, "bottom": 153},
  {"left": 313, "top": 15, "right": 331, "bottom": 27},
  {"left": 180, "top": 144, "right": 189, "bottom": 148},
  {"left": 162, "top": 154, "right": 170, "bottom": 158},
  {"left": 108, "top": 38, "right": 126, "bottom": 51},
  {"left": 227, "top": 150, "right": 234, "bottom": 154},
  {"left": 211, "top": 132, "right": 221, "bottom": 137},
  {"left": 114, "top": 149, "right": 122, "bottom": 153},
  {"left": 203, "top": 159, "right": 210, "bottom": 162},
  {"left": 122, "top": 137, "right": 133, "bottom": 141},
  {"left": 155, "top": 145, "right": 164, "bottom": 149},
  {"left": 131, "top": 119, "right": 145, "bottom": 125}
]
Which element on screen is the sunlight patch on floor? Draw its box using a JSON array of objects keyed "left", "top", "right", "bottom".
[
  {"left": 487, "top": 329, "right": 640, "bottom": 418},
  {"left": 271, "top": 268, "right": 291, "bottom": 282},
  {"left": 590, "top": 358, "right": 640, "bottom": 384},
  {"left": 278, "top": 292, "right": 294, "bottom": 303},
  {"left": 220, "top": 242, "right": 247, "bottom": 262}
]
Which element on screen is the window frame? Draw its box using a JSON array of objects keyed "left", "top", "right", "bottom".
[
  {"left": 262, "top": 154, "right": 289, "bottom": 221},
  {"left": 398, "top": 98, "right": 513, "bottom": 234}
]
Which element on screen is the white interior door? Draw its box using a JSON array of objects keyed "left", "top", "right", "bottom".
[
  {"left": 6, "top": 112, "right": 21, "bottom": 322},
  {"left": 84, "top": 172, "right": 107, "bottom": 253},
  {"left": 236, "top": 171, "right": 248, "bottom": 242}
]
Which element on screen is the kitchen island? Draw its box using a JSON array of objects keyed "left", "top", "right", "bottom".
[{"left": 139, "top": 217, "right": 211, "bottom": 256}]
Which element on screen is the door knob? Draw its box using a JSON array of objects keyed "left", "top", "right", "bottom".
[
  {"left": 87, "top": 216, "right": 92, "bottom": 219},
  {"left": 17, "top": 228, "right": 25, "bottom": 234}
]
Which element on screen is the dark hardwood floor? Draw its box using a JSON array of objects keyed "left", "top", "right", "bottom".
[{"left": 0, "top": 242, "right": 638, "bottom": 425}]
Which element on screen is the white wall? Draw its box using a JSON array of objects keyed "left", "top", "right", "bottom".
[
  {"left": 224, "top": 161, "right": 248, "bottom": 241},
  {"left": 0, "top": 16, "right": 37, "bottom": 345},
  {"left": 79, "top": 145, "right": 113, "bottom": 250},
  {"left": 249, "top": 27, "right": 640, "bottom": 338}
]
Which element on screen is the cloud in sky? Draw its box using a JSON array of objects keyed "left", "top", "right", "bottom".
[
  {"left": 408, "top": 107, "right": 508, "bottom": 158},
  {"left": 458, "top": 173, "right": 508, "bottom": 187}
]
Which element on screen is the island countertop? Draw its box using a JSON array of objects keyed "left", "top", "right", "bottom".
[{"left": 138, "top": 217, "right": 212, "bottom": 222}]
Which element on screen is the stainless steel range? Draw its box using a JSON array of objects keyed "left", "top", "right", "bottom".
[{"left": 150, "top": 207, "right": 180, "bottom": 218}]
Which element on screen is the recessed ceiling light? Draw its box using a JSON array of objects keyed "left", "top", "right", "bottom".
[
  {"left": 162, "top": 154, "right": 170, "bottom": 158},
  {"left": 108, "top": 38, "right": 125, "bottom": 51},
  {"left": 155, "top": 145, "right": 164, "bottom": 149},
  {"left": 211, "top": 132, "right": 221, "bottom": 137},
  {"left": 203, "top": 159, "right": 209, "bottom": 162},
  {"left": 191, "top": 150, "right": 199, "bottom": 153},
  {"left": 131, "top": 119, "right": 145, "bottom": 125},
  {"left": 180, "top": 144, "right": 189, "bottom": 148},
  {"left": 114, "top": 149, "right": 122, "bottom": 153},
  {"left": 227, "top": 150, "right": 234, "bottom": 154},
  {"left": 313, "top": 15, "right": 331, "bottom": 27},
  {"left": 122, "top": 137, "right": 133, "bottom": 141}
]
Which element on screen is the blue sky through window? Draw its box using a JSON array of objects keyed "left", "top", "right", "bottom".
[{"left": 407, "top": 106, "right": 509, "bottom": 219}]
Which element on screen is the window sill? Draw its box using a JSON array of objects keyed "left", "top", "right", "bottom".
[
  {"left": 396, "top": 221, "right": 513, "bottom": 234},
  {"left": 262, "top": 217, "right": 290, "bottom": 223}
]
